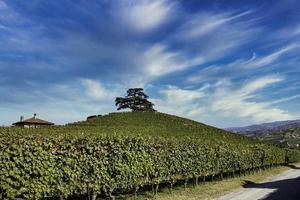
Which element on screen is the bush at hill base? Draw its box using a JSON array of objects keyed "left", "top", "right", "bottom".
[{"left": 0, "top": 112, "right": 300, "bottom": 199}]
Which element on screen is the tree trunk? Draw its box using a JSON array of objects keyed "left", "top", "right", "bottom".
[
  {"left": 134, "top": 186, "right": 139, "bottom": 198},
  {"left": 152, "top": 184, "right": 155, "bottom": 196},
  {"left": 91, "top": 192, "right": 97, "bottom": 200},
  {"left": 110, "top": 195, "right": 115, "bottom": 200},
  {"left": 155, "top": 184, "right": 159, "bottom": 195},
  {"left": 195, "top": 176, "right": 199, "bottom": 186},
  {"left": 169, "top": 182, "right": 173, "bottom": 194}
]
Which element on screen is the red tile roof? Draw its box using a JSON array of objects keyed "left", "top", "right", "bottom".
[{"left": 13, "top": 117, "right": 54, "bottom": 126}]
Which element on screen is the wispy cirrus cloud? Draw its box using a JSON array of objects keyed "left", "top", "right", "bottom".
[
  {"left": 273, "top": 24, "right": 300, "bottom": 39},
  {"left": 270, "top": 94, "right": 300, "bottom": 105},
  {"left": 244, "top": 44, "right": 299, "bottom": 69},
  {"left": 153, "top": 75, "right": 299, "bottom": 127},
  {"left": 142, "top": 44, "right": 204, "bottom": 77},
  {"left": 153, "top": 86, "right": 206, "bottom": 118},
  {"left": 0, "top": 1, "right": 261, "bottom": 83},
  {"left": 173, "top": 10, "right": 261, "bottom": 59},
  {"left": 188, "top": 43, "right": 300, "bottom": 83},
  {"left": 117, "top": 0, "right": 176, "bottom": 32},
  {"left": 138, "top": 9, "right": 261, "bottom": 78},
  {"left": 211, "top": 75, "right": 297, "bottom": 123},
  {"left": 178, "top": 10, "right": 254, "bottom": 39}
]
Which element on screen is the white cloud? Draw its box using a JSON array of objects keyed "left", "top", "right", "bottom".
[
  {"left": 162, "top": 86, "right": 205, "bottom": 103},
  {"left": 172, "top": 9, "right": 260, "bottom": 64},
  {"left": 238, "top": 75, "right": 283, "bottom": 96},
  {"left": 140, "top": 75, "right": 298, "bottom": 126},
  {"left": 135, "top": 10, "right": 260, "bottom": 80},
  {"left": 120, "top": 0, "right": 175, "bottom": 32},
  {"left": 142, "top": 44, "right": 204, "bottom": 77},
  {"left": 188, "top": 56, "right": 255, "bottom": 83},
  {"left": 180, "top": 10, "right": 253, "bottom": 39},
  {"left": 188, "top": 44, "right": 299, "bottom": 83},
  {"left": 271, "top": 24, "right": 300, "bottom": 40},
  {"left": 153, "top": 86, "right": 206, "bottom": 118},
  {"left": 294, "top": 26, "right": 300, "bottom": 36},
  {"left": 80, "top": 79, "right": 119, "bottom": 102},
  {"left": 270, "top": 94, "right": 300, "bottom": 105},
  {"left": 0, "top": 79, "right": 123, "bottom": 125},
  {"left": 211, "top": 75, "right": 297, "bottom": 123},
  {"left": 244, "top": 44, "right": 299, "bottom": 68}
]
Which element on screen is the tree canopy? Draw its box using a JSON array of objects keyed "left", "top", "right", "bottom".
[{"left": 115, "top": 88, "right": 156, "bottom": 112}]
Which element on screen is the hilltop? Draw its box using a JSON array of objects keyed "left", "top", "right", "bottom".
[
  {"left": 1, "top": 112, "right": 258, "bottom": 146},
  {"left": 67, "top": 112, "right": 259, "bottom": 145}
]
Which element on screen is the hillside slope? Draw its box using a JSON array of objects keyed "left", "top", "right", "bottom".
[
  {"left": 1, "top": 112, "right": 300, "bottom": 200},
  {"left": 68, "top": 112, "right": 259, "bottom": 145},
  {"left": 1, "top": 112, "right": 258, "bottom": 146}
]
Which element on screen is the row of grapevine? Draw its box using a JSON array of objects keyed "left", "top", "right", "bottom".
[{"left": 1, "top": 132, "right": 299, "bottom": 200}]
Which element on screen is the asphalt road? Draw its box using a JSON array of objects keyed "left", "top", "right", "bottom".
[{"left": 218, "top": 165, "right": 300, "bottom": 200}]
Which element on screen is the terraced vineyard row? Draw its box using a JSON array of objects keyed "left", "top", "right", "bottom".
[{"left": 0, "top": 112, "right": 299, "bottom": 199}]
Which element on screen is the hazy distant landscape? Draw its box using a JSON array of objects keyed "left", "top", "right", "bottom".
[{"left": 227, "top": 120, "right": 300, "bottom": 149}]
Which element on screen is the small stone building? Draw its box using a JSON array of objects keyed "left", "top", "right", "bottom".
[{"left": 12, "top": 114, "right": 54, "bottom": 127}]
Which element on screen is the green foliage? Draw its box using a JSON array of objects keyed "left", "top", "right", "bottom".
[
  {"left": 0, "top": 112, "right": 299, "bottom": 199},
  {"left": 115, "top": 88, "right": 155, "bottom": 112}
]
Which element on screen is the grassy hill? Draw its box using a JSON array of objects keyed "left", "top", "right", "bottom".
[
  {"left": 0, "top": 111, "right": 283, "bottom": 152},
  {"left": 1, "top": 112, "right": 299, "bottom": 200},
  {"left": 67, "top": 112, "right": 259, "bottom": 145},
  {"left": 1, "top": 111, "right": 259, "bottom": 146}
]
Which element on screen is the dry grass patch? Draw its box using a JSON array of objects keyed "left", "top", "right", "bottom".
[{"left": 128, "top": 166, "right": 291, "bottom": 200}]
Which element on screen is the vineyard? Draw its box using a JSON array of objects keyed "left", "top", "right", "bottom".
[{"left": 0, "top": 112, "right": 299, "bottom": 199}]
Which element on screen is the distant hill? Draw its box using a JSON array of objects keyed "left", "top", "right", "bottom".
[
  {"left": 226, "top": 119, "right": 300, "bottom": 149},
  {"left": 226, "top": 119, "right": 300, "bottom": 137},
  {"left": 259, "top": 127, "right": 300, "bottom": 149}
]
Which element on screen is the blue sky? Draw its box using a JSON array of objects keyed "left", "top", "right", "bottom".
[{"left": 0, "top": 0, "right": 300, "bottom": 127}]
